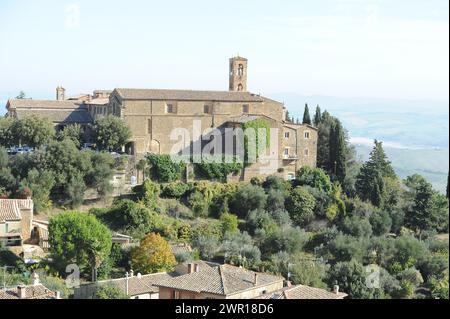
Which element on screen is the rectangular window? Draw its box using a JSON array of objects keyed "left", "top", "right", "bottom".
[
  {"left": 304, "top": 131, "right": 310, "bottom": 139},
  {"left": 166, "top": 104, "right": 174, "bottom": 114},
  {"left": 285, "top": 132, "right": 290, "bottom": 139},
  {"left": 304, "top": 149, "right": 309, "bottom": 156},
  {"left": 204, "top": 105, "right": 210, "bottom": 114},
  {"left": 284, "top": 148, "right": 289, "bottom": 156},
  {"left": 148, "top": 119, "right": 152, "bottom": 134},
  {"left": 243, "top": 104, "right": 249, "bottom": 113}
]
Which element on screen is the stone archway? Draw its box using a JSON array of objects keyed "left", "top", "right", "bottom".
[
  {"left": 125, "top": 142, "right": 135, "bottom": 155},
  {"left": 149, "top": 139, "right": 161, "bottom": 154}
]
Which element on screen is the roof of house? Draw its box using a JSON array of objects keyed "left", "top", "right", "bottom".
[
  {"left": 114, "top": 88, "right": 269, "bottom": 102},
  {"left": 255, "top": 285, "right": 347, "bottom": 300},
  {"left": 7, "top": 99, "right": 83, "bottom": 110},
  {"left": 85, "top": 98, "right": 109, "bottom": 105},
  {"left": 0, "top": 284, "right": 56, "bottom": 299},
  {"left": 170, "top": 243, "right": 193, "bottom": 255},
  {"left": 0, "top": 199, "right": 33, "bottom": 223},
  {"left": 94, "top": 90, "right": 113, "bottom": 94},
  {"left": 156, "top": 264, "right": 284, "bottom": 296},
  {"left": 284, "top": 122, "right": 318, "bottom": 131},
  {"left": 67, "top": 94, "right": 91, "bottom": 101},
  {"left": 227, "top": 115, "right": 261, "bottom": 124},
  {"left": 96, "top": 272, "right": 178, "bottom": 296},
  {"left": 6, "top": 99, "right": 93, "bottom": 124}
]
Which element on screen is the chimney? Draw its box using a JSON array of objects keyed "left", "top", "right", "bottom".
[
  {"left": 32, "top": 272, "right": 40, "bottom": 286},
  {"left": 130, "top": 269, "right": 134, "bottom": 277},
  {"left": 285, "top": 280, "right": 292, "bottom": 288},
  {"left": 55, "top": 291, "right": 61, "bottom": 299},
  {"left": 194, "top": 263, "right": 200, "bottom": 273},
  {"left": 333, "top": 285, "right": 340, "bottom": 295},
  {"left": 254, "top": 273, "right": 259, "bottom": 286},
  {"left": 187, "top": 263, "right": 194, "bottom": 274},
  {"left": 17, "top": 285, "right": 27, "bottom": 299},
  {"left": 56, "top": 86, "right": 66, "bottom": 101}
]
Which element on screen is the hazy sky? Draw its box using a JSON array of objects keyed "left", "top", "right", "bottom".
[{"left": 0, "top": 0, "right": 448, "bottom": 101}]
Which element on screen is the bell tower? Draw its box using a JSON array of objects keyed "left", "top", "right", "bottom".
[
  {"left": 56, "top": 86, "right": 66, "bottom": 101},
  {"left": 229, "top": 56, "right": 248, "bottom": 92}
]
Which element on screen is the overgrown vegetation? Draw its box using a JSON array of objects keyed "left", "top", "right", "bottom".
[{"left": 1, "top": 109, "right": 448, "bottom": 299}]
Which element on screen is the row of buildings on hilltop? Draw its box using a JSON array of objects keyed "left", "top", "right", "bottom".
[
  {"left": 74, "top": 259, "right": 347, "bottom": 300},
  {"left": 5, "top": 57, "right": 318, "bottom": 181}
]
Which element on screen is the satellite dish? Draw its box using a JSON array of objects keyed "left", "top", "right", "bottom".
[{"left": 137, "top": 273, "right": 142, "bottom": 279}]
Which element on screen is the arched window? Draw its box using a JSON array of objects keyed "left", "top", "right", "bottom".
[
  {"left": 237, "top": 83, "right": 243, "bottom": 91},
  {"left": 238, "top": 64, "right": 244, "bottom": 76}
]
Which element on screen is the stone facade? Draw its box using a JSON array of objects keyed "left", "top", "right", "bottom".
[
  {"left": 0, "top": 198, "right": 34, "bottom": 247},
  {"left": 4, "top": 57, "right": 318, "bottom": 180},
  {"left": 106, "top": 57, "right": 317, "bottom": 180}
]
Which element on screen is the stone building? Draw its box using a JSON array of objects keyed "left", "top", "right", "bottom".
[
  {"left": 0, "top": 198, "right": 34, "bottom": 247},
  {"left": 5, "top": 98, "right": 92, "bottom": 133},
  {"left": 108, "top": 56, "right": 317, "bottom": 180},
  {"left": 4, "top": 57, "right": 318, "bottom": 180},
  {"left": 156, "top": 264, "right": 285, "bottom": 299}
]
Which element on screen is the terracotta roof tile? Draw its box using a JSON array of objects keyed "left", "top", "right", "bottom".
[
  {"left": 115, "top": 88, "right": 265, "bottom": 102},
  {"left": 255, "top": 285, "right": 348, "bottom": 300},
  {"left": 156, "top": 264, "right": 284, "bottom": 296},
  {"left": 95, "top": 272, "right": 178, "bottom": 296},
  {"left": 8, "top": 99, "right": 83, "bottom": 109},
  {"left": 0, "top": 284, "right": 56, "bottom": 299},
  {"left": 0, "top": 199, "right": 33, "bottom": 222}
]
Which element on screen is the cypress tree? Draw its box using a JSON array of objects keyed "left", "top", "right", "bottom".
[
  {"left": 329, "top": 119, "right": 347, "bottom": 183},
  {"left": 302, "top": 104, "right": 312, "bottom": 125},
  {"left": 313, "top": 105, "right": 322, "bottom": 126},
  {"left": 286, "top": 110, "right": 292, "bottom": 122},
  {"left": 317, "top": 111, "right": 333, "bottom": 171}
]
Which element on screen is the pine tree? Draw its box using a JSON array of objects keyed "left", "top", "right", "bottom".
[
  {"left": 406, "top": 179, "right": 437, "bottom": 234},
  {"left": 355, "top": 140, "right": 396, "bottom": 207},
  {"left": 313, "top": 105, "right": 322, "bottom": 126},
  {"left": 302, "top": 104, "right": 312, "bottom": 125},
  {"left": 329, "top": 119, "right": 347, "bottom": 183}
]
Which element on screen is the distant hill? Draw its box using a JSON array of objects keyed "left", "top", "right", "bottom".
[
  {"left": 354, "top": 143, "right": 448, "bottom": 193},
  {"left": 268, "top": 93, "right": 449, "bottom": 192}
]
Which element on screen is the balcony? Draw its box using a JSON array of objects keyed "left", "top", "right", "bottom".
[{"left": 283, "top": 154, "right": 299, "bottom": 161}]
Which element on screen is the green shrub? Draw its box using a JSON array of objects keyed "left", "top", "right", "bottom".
[
  {"left": 194, "top": 155, "right": 242, "bottom": 182},
  {"left": 133, "top": 180, "right": 160, "bottom": 210},
  {"left": 296, "top": 166, "right": 332, "bottom": 193},
  {"left": 230, "top": 183, "right": 268, "bottom": 218},
  {"left": 161, "top": 182, "right": 191, "bottom": 199},
  {"left": 147, "top": 154, "right": 185, "bottom": 183},
  {"left": 285, "top": 187, "right": 316, "bottom": 226}
]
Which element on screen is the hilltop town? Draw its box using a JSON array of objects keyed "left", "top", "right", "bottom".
[{"left": 0, "top": 57, "right": 448, "bottom": 300}]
